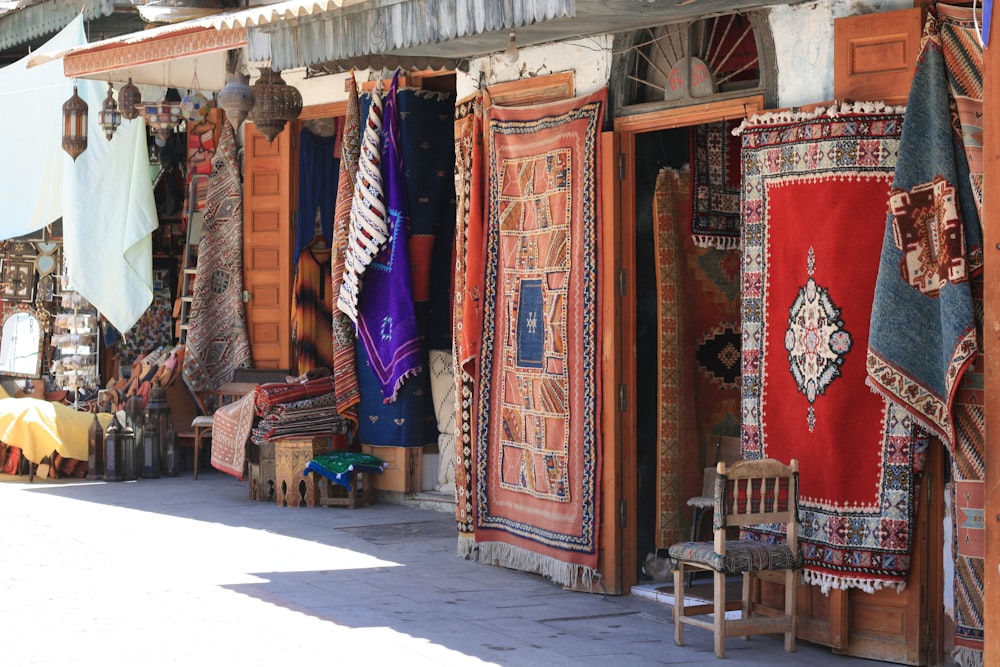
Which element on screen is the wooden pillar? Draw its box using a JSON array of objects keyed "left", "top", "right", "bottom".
[{"left": 982, "top": 16, "right": 1000, "bottom": 667}]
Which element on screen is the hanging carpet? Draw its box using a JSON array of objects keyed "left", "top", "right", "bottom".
[
  {"left": 866, "top": 7, "right": 982, "bottom": 449},
  {"left": 474, "top": 89, "right": 605, "bottom": 588},
  {"left": 739, "top": 104, "right": 929, "bottom": 593},
  {"left": 329, "top": 73, "right": 363, "bottom": 434},
  {"left": 452, "top": 92, "right": 486, "bottom": 551},
  {"left": 182, "top": 121, "right": 252, "bottom": 404},
  {"left": 691, "top": 120, "right": 742, "bottom": 249}
]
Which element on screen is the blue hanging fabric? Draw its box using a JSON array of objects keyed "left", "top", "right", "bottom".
[{"left": 294, "top": 129, "right": 338, "bottom": 259}]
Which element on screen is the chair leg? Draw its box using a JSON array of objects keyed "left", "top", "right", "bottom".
[
  {"left": 673, "top": 562, "right": 685, "bottom": 646},
  {"left": 741, "top": 572, "right": 752, "bottom": 640},
  {"left": 193, "top": 431, "right": 201, "bottom": 480},
  {"left": 784, "top": 569, "right": 797, "bottom": 652},
  {"left": 714, "top": 569, "right": 726, "bottom": 658}
]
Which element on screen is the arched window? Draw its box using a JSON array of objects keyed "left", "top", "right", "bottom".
[{"left": 610, "top": 12, "right": 776, "bottom": 116}]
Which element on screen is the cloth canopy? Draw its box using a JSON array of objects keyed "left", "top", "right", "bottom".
[{"left": 0, "top": 15, "right": 157, "bottom": 333}]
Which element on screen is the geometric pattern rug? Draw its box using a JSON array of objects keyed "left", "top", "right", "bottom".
[
  {"left": 739, "top": 104, "right": 929, "bottom": 593},
  {"left": 475, "top": 90, "right": 605, "bottom": 588}
]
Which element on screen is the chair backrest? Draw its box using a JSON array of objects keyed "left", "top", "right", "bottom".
[{"left": 713, "top": 458, "right": 798, "bottom": 555}]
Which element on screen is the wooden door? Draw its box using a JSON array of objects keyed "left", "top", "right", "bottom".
[
  {"left": 612, "top": 96, "right": 766, "bottom": 593},
  {"left": 242, "top": 121, "right": 294, "bottom": 370}
]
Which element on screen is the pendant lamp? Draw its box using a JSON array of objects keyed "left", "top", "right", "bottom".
[
  {"left": 248, "top": 66, "right": 302, "bottom": 142},
  {"left": 118, "top": 77, "right": 141, "bottom": 120},
  {"left": 181, "top": 60, "right": 209, "bottom": 125},
  {"left": 98, "top": 81, "right": 122, "bottom": 141},
  {"left": 218, "top": 71, "right": 255, "bottom": 131},
  {"left": 141, "top": 88, "right": 184, "bottom": 147},
  {"left": 61, "top": 84, "right": 88, "bottom": 161}
]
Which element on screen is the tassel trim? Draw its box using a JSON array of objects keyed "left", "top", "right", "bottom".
[
  {"left": 733, "top": 100, "right": 907, "bottom": 135},
  {"left": 471, "top": 540, "right": 598, "bottom": 591},
  {"left": 953, "top": 646, "right": 985, "bottom": 667},
  {"left": 691, "top": 234, "right": 740, "bottom": 250},
  {"left": 801, "top": 568, "right": 907, "bottom": 595}
]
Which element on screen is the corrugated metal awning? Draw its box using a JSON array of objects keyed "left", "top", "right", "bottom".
[
  {"left": 0, "top": 0, "right": 115, "bottom": 52},
  {"left": 26, "top": 0, "right": 345, "bottom": 89},
  {"left": 252, "top": 0, "right": 574, "bottom": 71},
  {"left": 258, "top": 0, "right": 803, "bottom": 72}
]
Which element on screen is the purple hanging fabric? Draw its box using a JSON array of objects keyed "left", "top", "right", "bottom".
[{"left": 356, "top": 70, "right": 422, "bottom": 402}]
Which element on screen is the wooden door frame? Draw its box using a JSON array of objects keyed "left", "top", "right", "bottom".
[{"left": 607, "top": 95, "right": 764, "bottom": 591}]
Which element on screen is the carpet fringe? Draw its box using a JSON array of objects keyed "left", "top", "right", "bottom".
[
  {"left": 733, "top": 101, "right": 907, "bottom": 135},
  {"left": 473, "top": 541, "right": 597, "bottom": 590},
  {"left": 456, "top": 535, "right": 476, "bottom": 558},
  {"left": 953, "top": 647, "right": 984, "bottom": 667},
  {"left": 801, "top": 569, "right": 907, "bottom": 595}
]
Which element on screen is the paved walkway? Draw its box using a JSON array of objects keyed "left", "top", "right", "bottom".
[{"left": 0, "top": 472, "right": 897, "bottom": 666}]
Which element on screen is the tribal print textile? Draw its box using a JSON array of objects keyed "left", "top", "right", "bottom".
[
  {"left": 740, "top": 105, "right": 928, "bottom": 593},
  {"left": 475, "top": 90, "right": 605, "bottom": 587}
]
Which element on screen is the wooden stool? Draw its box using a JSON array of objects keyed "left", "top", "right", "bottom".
[
  {"left": 248, "top": 441, "right": 275, "bottom": 501},
  {"left": 273, "top": 436, "right": 332, "bottom": 507},
  {"left": 318, "top": 470, "right": 376, "bottom": 509}
]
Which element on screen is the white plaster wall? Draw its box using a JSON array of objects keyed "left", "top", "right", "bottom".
[
  {"left": 279, "top": 0, "right": 916, "bottom": 113},
  {"left": 770, "top": 0, "right": 913, "bottom": 108},
  {"left": 458, "top": 35, "right": 613, "bottom": 100}
]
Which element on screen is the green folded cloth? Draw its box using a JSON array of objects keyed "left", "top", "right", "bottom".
[{"left": 304, "top": 451, "right": 386, "bottom": 492}]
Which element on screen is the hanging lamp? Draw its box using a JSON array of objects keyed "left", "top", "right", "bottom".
[
  {"left": 180, "top": 58, "right": 209, "bottom": 124},
  {"left": 118, "top": 76, "right": 141, "bottom": 120},
  {"left": 139, "top": 64, "right": 184, "bottom": 147},
  {"left": 218, "top": 71, "right": 255, "bottom": 131},
  {"left": 98, "top": 81, "right": 122, "bottom": 141},
  {"left": 248, "top": 66, "right": 302, "bottom": 142},
  {"left": 61, "top": 84, "right": 88, "bottom": 161}
]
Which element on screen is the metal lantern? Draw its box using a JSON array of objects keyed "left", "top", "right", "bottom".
[
  {"left": 140, "top": 89, "right": 184, "bottom": 147},
  {"left": 118, "top": 77, "right": 141, "bottom": 120},
  {"left": 146, "top": 386, "right": 174, "bottom": 474},
  {"left": 87, "top": 412, "right": 105, "bottom": 480},
  {"left": 248, "top": 66, "right": 302, "bottom": 142},
  {"left": 121, "top": 419, "right": 139, "bottom": 481},
  {"left": 181, "top": 90, "right": 209, "bottom": 124},
  {"left": 218, "top": 71, "right": 255, "bottom": 131},
  {"left": 142, "top": 406, "right": 161, "bottom": 479},
  {"left": 98, "top": 81, "right": 122, "bottom": 141},
  {"left": 61, "top": 85, "right": 88, "bottom": 161},
  {"left": 103, "top": 414, "right": 125, "bottom": 482},
  {"left": 162, "top": 419, "right": 179, "bottom": 477}
]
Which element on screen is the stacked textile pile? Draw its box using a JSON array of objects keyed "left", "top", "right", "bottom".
[{"left": 248, "top": 374, "right": 347, "bottom": 447}]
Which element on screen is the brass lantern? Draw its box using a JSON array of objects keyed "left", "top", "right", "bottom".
[
  {"left": 248, "top": 67, "right": 302, "bottom": 142},
  {"left": 61, "top": 85, "right": 88, "bottom": 160},
  {"left": 118, "top": 77, "right": 141, "bottom": 121},
  {"left": 98, "top": 82, "right": 122, "bottom": 141}
]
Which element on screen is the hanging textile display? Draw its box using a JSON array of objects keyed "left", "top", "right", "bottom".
[
  {"left": 452, "top": 92, "right": 486, "bottom": 550},
  {"left": 182, "top": 121, "right": 252, "bottom": 401},
  {"left": 474, "top": 90, "right": 605, "bottom": 587},
  {"left": 291, "top": 245, "right": 334, "bottom": 376},
  {"left": 355, "top": 70, "right": 422, "bottom": 402},
  {"left": 739, "top": 103, "right": 929, "bottom": 593},
  {"left": 866, "top": 7, "right": 985, "bottom": 665},
  {"left": 651, "top": 166, "right": 694, "bottom": 549},
  {"left": 866, "top": 8, "right": 981, "bottom": 449},
  {"left": 295, "top": 128, "right": 339, "bottom": 259},
  {"left": 691, "top": 120, "right": 742, "bottom": 249},
  {"left": 395, "top": 88, "right": 457, "bottom": 350},
  {"left": 329, "top": 73, "right": 363, "bottom": 435},
  {"left": 337, "top": 85, "right": 386, "bottom": 323}
]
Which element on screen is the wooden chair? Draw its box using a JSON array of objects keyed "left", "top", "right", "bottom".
[
  {"left": 668, "top": 458, "right": 801, "bottom": 659},
  {"left": 686, "top": 436, "right": 742, "bottom": 542}
]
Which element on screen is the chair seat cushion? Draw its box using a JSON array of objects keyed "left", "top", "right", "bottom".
[
  {"left": 668, "top": 540, "right": 801, "bottom": 574},
  {"left": 192, "top": 415, "right": 215, "bottom": 428}
]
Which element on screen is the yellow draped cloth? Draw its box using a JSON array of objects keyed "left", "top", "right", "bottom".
[{"left": 0, "top": 397, "right": 112, "bottom": 464}]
